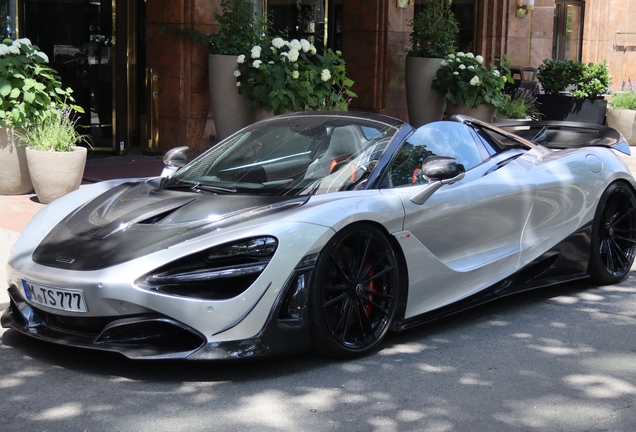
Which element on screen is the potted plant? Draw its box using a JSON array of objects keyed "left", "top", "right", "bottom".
[
  {"left": 17, "top": 102, "right": 91, "bottom": 204},
  {"left": 494, "top": 88, "right": 543, "bottom": 121},
  {"left": 405, "top": 0, "right": 458, "bottom": 127},
  {"left": 161, "top": 0, "right": 270, "bottom": 140},
  {"left": 536, "top": 59, "right": 611, "bottom": 124},
  {"left": 431, "top": 52, "right": 512, "bottom": 123},
  {"left": 607, "top": 88, "right": 636, "bottom": 145},
  {"left": 235, "top": 37, "right": 356, "bottom": 115},
  {"left": 0, "top": 38, "right": 77, "bottom": 195}
]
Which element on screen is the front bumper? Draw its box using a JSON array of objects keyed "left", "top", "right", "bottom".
[{"left": 2, "top": 260, "right": 314, "bottom": 360}]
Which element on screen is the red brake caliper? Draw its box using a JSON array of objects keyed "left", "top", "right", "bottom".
[{"left": 364, "top": 262, "right": 376, "bottom": 315}]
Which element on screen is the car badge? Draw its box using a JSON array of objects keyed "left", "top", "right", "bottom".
[{"left": 56, "top": 256, "right": 75, "bottom": 264}]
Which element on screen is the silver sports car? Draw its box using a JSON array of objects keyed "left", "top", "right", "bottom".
[{"left": 3, "top": 112, "right": 635, "bottom": 360}]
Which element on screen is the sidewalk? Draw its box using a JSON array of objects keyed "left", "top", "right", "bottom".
[
  {"left": 0, "top": 146, "right": 164, "bottom": 309},
  {"left": 3, "top": 149, "right": 636, "bottom": 310}
]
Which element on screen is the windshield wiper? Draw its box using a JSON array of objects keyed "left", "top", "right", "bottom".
[{"left": 165, "top": 182, "right": 237, "bottom": 194}]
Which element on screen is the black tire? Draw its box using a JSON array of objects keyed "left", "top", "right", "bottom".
[
  {"left": 309, "top": 223, "right": 400, "bottom": 358},
  {"left": 588, "top": 181, "right": 636, "bottom": 285}
]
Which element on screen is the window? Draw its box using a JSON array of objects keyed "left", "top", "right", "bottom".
[
  {"left": 553, "top": 1, "right": 585, "bottom": 61},
  {"left": 389, "top": 122, "right": 482, "bottom": 187}
]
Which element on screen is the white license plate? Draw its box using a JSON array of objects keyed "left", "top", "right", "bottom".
[{"left": 22, "top": 279, "right": 88, "bottom": 313}]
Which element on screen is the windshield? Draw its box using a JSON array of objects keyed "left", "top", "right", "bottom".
[{"left": 166, "top": 115, "right": 400, "bottom": 196}]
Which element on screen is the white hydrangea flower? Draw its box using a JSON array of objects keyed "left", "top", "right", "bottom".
[
  {"left": 280, "top": 52, "right": 289, "bottom": 61},
  {"left": 252, "top": 60, "right": 262, "bottom": 69},
  {"left": 459, "top": 64, "right": 466, "bottom": 70},
  {"left": 475, "top": 55, "right": 484, "bottom": 64},
  {"left": 271, "top": 47, "right": 277, "bottom": 55},
  {"left": 233, "top": 70, "right": 241, "bottom": 77},
  {"left": 289, "top": 39, "right": 302, "bottom": 50},
  {"left": 465, "top": 52, "right": 474, "bottom": 59},
  {"left": 457, "top": 52, "right": 465, "bottom": 57},
  {"left": 448, "top": 54, "right": 455, "bottom": 59},
  {"left": 268, "top": 61, "right": 274, "bottom": 64},
  {"left": 321, "top": 69, "right": 331, "bottom": 82},
  {"left": 237, "top": 54, "right": 246, "bottom": 64},
  {"left": 287, "top": 48, "right": 300, "bottom": 62},
  {"left": 0, "top": 44, "right": 9, "bottom": 57},
  {"left": 251, "top": 45, "right": 262, "bottom": 59},
  {"left": 236, "top": 82, "right": 241, "bottom": 87},
  {"left": 300, "top": 39, "right": 311, "bottom": 53},
  {"left": 13, "top": 38, "right": 32, "bottom": 47},
  {"left": 7, "top": 45, "right": 20, "bottom": 55},
  {"left": 467, "top": 66, "right": 475, "bottom": 70},
  {"left": 34, "top": 51, "right": 49, "bottom": 63},
  {"left": 440, "top": 60, "right": 448, "bottom": 67},
  {"left": 470, "top": 75, "right": 480, "bottom": 86},
  {"left": 453, "top": 71, "right": 459, "bottom": 75},
  {"left": 292, "top": 70, "right": 299, "bottom": 79},
  {"left": 492, "top": 69, "right": 500, "bottom": 77},
  {"left": 272, "top": 37, "right": 285, "bottom": 49},
  {"left": 309, "top": 45, "right": 317, "bottom": 55}
]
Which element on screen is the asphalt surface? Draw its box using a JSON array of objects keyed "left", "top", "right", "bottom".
[{"left": 1, "top": 150, "right": 636, "bottom": 431}]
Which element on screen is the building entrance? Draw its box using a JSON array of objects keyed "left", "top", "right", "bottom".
[{"left": 11, "top": 0, "right": 145, "bottom": 154}]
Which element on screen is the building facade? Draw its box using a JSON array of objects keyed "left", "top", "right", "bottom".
[{"left": 2, "top": 0, "right": 635, "bottom": 153}]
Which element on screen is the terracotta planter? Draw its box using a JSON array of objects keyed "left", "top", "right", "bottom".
[
  {"left": 607, "top": 107, "right": 636, "bottom": 145},
  {"left": 405, "top": 57, "right": 446, "bottom": 127},
  {"left": 0, "top": 127, "right": 33, "bottom": 195},
  {"left": 208, "top": 54, "right": 255, "bottom": 141},
  {"left": 446, "top": 102, "right": 495, "bottom": 123},
  {"left": 26, "top": 146, "right": 87, "bottom": 204}
]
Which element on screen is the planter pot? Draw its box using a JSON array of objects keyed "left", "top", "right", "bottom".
[
  {"left": 606, "top": 107, "right": 636, "bottom": 145},
  {"left": 536, "top": 94, "right": 607, "bottom": 124},
  {"left": 208, "top": 54, "right": 255, "bottom": 141},
  {"left": 26, "top": 146, "right": 87, "bottom": 204},
  {"left": 0, "top": 127, "right": 33, "bottom": 195},
  {"left": 446, "top": 102, "right": 495, "bottom": 123},
  {"left": 405, "top": 57, "right": 446, "bottom": 127},
  {"left": 253, "top": 107, "right": 276, "bottom": 122}
]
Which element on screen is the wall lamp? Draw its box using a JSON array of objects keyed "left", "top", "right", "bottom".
[{"left": 516, "top": 0, "right": 535, "bottom": 18}]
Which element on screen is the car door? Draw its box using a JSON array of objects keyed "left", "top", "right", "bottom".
[{"left": 381, "top": 122, "right": 538, "bottom": 317}]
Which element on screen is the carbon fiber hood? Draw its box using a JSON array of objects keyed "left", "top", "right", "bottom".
[{"left": 32, "top": 180, "right": 308, "bottom": 270}]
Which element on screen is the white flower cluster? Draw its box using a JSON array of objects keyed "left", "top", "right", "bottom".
[
  {"left": 0, "top": 38, "right": 49, "bottom": 63},
  {"left": 321, "top": 69, "right": 331, "bottom": 82}
]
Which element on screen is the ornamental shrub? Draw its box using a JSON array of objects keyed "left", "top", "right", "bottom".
[
  {"left": 0, "top": 38, "right": 81, "bottom": 129},
  {"left": 432, "top": 52, "right": 512, "bottom": 109}
]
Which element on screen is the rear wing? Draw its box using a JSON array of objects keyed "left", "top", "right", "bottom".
[{"left": 493, "top": 120, "right": 631, "bottom": 156}]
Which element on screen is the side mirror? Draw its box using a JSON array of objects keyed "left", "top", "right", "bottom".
[
  {"left": 421, "top": 156, "right": 465, "bottom": 181},
  {"left": 161, "top": 146, "right": 189, "bottom": 178},
  {"left": 410, "top": 156, "right": 465, "bottom": 205}
]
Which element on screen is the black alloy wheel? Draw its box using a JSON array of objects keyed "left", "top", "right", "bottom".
[
  {"left": 309, "top": 223, "right": 400, "bottom": 358},
  {"left": 589, "top": 182, "right": 636, "bottom": 284}
]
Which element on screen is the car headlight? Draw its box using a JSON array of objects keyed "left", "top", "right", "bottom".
[{"left": 137, "top": 237, "right": 278, "bottom": 300}]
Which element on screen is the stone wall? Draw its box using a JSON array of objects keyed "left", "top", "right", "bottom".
[
  {"left": 342, "top": 1, "right": 412, "bottom": 121},
  {"left": 583, "top": 0, "right": 636, "bottom": 91},
  {"left": 146, "top": 0, "right": 216, "bottom": 153}
]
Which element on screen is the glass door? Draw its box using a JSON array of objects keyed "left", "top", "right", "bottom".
[
  {"left": 268, "top": 0, "right": 326, "bottom": 48},
  {"left": 18, "top": 0, "right": 114, "bottom": 150},
  {"left": 553, "top": 0, "right": 584, "bottom": 61}
]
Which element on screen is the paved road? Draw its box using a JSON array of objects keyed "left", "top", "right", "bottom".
[
  {"left": 2, "top": 150, "right": 636, "bottom": 431},
  {"left": 1, "top": 276, "right": 635, "bottom": 431}
]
